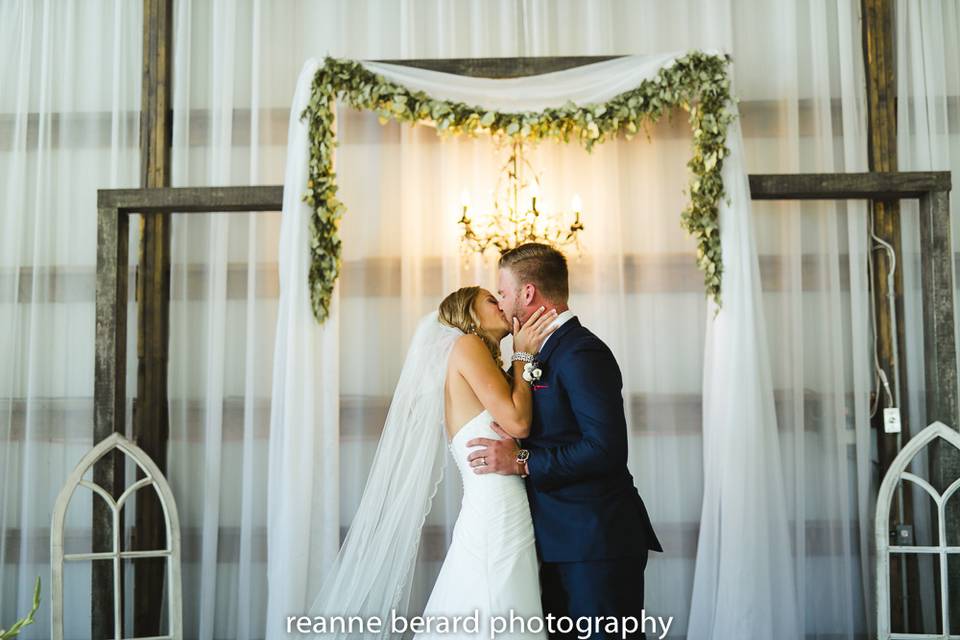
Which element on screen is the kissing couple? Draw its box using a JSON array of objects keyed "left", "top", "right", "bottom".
[{"left": 307, "top": 243, "right": 661, "bottom": 639}]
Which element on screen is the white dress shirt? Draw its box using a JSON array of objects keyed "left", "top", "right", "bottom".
[{"left": 538, "top": 308, "right": 576, "bottom": 353}]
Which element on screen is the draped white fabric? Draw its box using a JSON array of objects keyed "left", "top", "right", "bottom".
[
  {"left": 1, "top": 2, "right": 881, "bottom": 639},
  {"left": 689, "top": 116, "right": 799, "bottom": 637},
  {"left": 264, "top": 58, "right": 341, "bottom": 636},
  {"left": 361, "top": 53, "right": 700, "bottom": 111}
]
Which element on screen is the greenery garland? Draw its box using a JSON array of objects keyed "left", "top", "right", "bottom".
[{"left": 302, "top": 51, "right": 735, "bottom": 323}]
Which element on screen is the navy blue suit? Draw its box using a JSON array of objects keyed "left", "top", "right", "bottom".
[{"left": 522, "top": 316, "right": 661, "bottom": 639}]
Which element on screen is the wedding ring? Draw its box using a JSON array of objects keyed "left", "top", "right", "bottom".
[{"left": 480, "top": 457, "right": 487, "bottom": 466}]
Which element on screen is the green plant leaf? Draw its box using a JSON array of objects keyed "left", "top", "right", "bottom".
[{"left": 1, "top": 577, "right": 41, "bottom": 640}]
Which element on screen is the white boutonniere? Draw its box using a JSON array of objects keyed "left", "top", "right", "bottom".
[{"left": 522, "top": 361, "right": 543, "bottom": 384}]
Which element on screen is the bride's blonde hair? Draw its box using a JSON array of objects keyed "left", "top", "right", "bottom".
[{"left": 438, "top": 286, "right": 503, "bottom": 368}]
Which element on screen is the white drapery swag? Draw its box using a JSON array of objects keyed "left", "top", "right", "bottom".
[
  {"left": 265, "top": 59, "right": 342, "bottom": 635},
  {"left": 266, "top": 54, "right": 799, "bottom": 639}
]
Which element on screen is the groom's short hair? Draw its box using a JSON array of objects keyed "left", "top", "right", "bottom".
[{"left": 499, "top": 243, "right": 569, "bottom": 303}]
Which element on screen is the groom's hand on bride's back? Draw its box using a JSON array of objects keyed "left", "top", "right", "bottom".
[{"left": 466, "top": 422, "right": 522, "bottom": 475}]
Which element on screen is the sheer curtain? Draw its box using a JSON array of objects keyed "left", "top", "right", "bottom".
[
  {"left": 896, "top": 0, "right": 960, "bottom": 440},
  {"left": 176, "top": 2, "right": 875, "bottom": 638},
  {"left": 2, "top": 1, "right": 876, "bottom": 639},
  {"left": 0, "top": 1, "right": 143, "bottom": 637},
  {"left": 895, "top": 1, "right": 960, "bottom": 634}
]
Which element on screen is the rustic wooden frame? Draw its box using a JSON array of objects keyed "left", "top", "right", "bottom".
[
  {"left": 94, "top": 188, "right": 283, "bottom": 456},
  {"left": 96, "top": 171, "right": 957, "bottom": 449},
  {"left": 92, "top": 186, "right": 281, "bottom": 637},
  {"left": 114, "top": 1, "right": 174, "bottom": 637},
  {"left": 94, "top": 47, "right": 957, "bottom": 634},
  {"left": 861, "top": 0, "right": 927, "bottom": 627},
  {"left": 749, "top": 171, "right": 958, "bottom": 428},
  {"left": 97, "top": 176, "right": 955, "bottom": 635}
]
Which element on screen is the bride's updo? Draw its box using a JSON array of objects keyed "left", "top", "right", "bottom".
[{"left": 439, "top": 286, "right": 503, "bottom": 368}]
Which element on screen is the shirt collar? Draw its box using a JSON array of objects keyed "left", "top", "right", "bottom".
[{"left": 539, "top": 309, "right": 575, "bottom": 351}]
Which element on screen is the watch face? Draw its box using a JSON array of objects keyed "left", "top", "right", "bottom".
[{"left": 516, "top": 449, "right": 530, "bottom": 462}]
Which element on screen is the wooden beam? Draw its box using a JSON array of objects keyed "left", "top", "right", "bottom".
[
  {"left": 918, "top": 188, "right": 960, "bottom": 628},
  {"left": 374, "top": 55, "right": 620, "bottom": 78},
  {"left": 96, "top": 173, "right": 952, "bottom": 215},
  {"left": 131, "top": 0, "right": 173, "bottom": 637},
  {"left": 919, "top": 189, "right": 960, "bottom": 429},
  {"left": 92, "top": 206, "right": 128, "bottom": 640},
  {"left": 99, "top": 185, "right": 284, "bottom": 213},
  {"left": 862, "top": 0, "right": 922, "bottom": 631},
  {"left": 749, "top": 171, "right": 950, "bottom": 200}
]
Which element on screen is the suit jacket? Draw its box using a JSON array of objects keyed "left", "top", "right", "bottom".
[{"left": 523, "top": 316, "right": 663, "bottom": 562}]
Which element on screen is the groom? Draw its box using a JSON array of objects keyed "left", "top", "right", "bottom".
[{"left": 467, "top": 242, "right": 662, "bottom": 639}]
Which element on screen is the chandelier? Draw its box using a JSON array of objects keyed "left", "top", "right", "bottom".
[{"left": 457, "top": 139, "right": 585, "bottom": 257}]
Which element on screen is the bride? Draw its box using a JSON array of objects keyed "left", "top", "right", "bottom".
[{"left": 306, "top": 286, "right": 558, "bottom": 639}]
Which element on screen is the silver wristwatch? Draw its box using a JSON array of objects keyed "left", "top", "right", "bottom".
[{"left": 516, "top": 448, "right": 530, "bottom": 478}]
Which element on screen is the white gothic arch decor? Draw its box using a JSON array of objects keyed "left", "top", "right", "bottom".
[
  {"left": 875, "top": 421, "right": 960, "bottom": 639},
  {"left": 50, "top": 432, "right": 183, "bottom": 640}
]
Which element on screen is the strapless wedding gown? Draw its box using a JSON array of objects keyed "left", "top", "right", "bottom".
[{"left": 414, "top": 410, "right": 545, "bottom": 639}]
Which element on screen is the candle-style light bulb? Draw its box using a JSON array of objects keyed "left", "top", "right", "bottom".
[{"left": 571, "top": 193, "right": 582, "bottom": 213}]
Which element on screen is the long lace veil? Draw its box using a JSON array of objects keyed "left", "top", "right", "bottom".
[{"left": 306, "top": 311, "right": 464, "bottom": 637}]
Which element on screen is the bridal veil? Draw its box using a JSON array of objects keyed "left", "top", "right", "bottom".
[{"left": 305, "top": 311, "right": 464, "bottom": 637}]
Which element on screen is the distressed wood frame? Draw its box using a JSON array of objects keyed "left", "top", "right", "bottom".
[
  {"left": 96, "top": 176, "right": 956, "bottom": 636},
  {"left": 95, "top": 51, "right": 957, "bottom": 633},
  {"left": 107, "top": 0, "right": 175, "bottom": 637},
  {"left": 861, "top": 0, "right": 927, "bottom": 627}
]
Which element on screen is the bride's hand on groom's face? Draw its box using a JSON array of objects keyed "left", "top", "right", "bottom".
[
  {"left": 466, "top": 422, "right": 521, "bottom": 475},
  {"left": 512, "top": 306, "right": 558, "bottom": 354}
]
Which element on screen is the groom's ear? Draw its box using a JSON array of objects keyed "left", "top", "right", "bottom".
[{"left": 522, "top": 283, "right": 537, "bottom": 305}]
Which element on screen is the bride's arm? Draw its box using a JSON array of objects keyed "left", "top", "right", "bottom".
[
  {"left": 453, "top": 306, "right": 558, "bottom": 439},
  {"left": 453, "top": 336, "right": 535, "bottom": 438}
]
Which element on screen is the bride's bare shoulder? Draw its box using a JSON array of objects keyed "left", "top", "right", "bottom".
[
  {"left": 450, "top": 333, "right": 490, "bottom": 369},
  {"left": 449, "top": 334, "right": 487, "bottom": 365}
]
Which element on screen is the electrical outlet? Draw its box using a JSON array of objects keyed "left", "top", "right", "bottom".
[
  {"left": 883, "top": 407, "right": 901, "bottom": 434},
  {"left": 893, "top": 524, "right": 914, "bottom": 546}
]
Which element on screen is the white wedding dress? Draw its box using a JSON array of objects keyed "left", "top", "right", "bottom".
[
  {"left": 414, "top": 409, "right": 546, "bottom": 639},
  {"left": 306, "top": 313, "right": 544, "bottom": 640}
]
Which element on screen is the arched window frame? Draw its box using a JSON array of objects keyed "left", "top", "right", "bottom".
[
  {"left": 876, "top": 421, "right": 960, "bottom": 639},
  {"left": 50, "top": 432, "right": 183, "bottom": 640}
]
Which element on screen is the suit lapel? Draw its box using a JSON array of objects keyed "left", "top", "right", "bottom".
[{"left": 536, "top": 316, "right": 581, "bottom": 363}]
